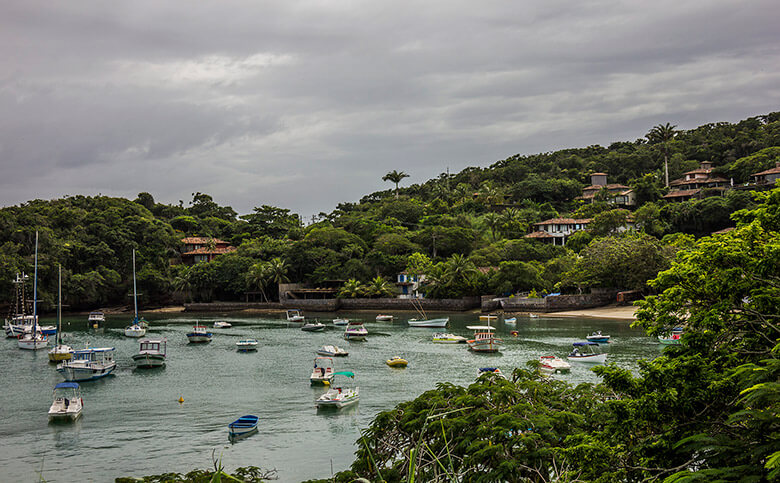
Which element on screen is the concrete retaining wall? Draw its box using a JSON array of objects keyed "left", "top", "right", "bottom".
[
  {"left": 339, "top": 296, "right": 480, "bottom": 311},
  {"left": 185, "top": 302, "right": 283, "bottom": 312},
  {"left": 500, "top": 291, "right": 619, "bottom": 313}
]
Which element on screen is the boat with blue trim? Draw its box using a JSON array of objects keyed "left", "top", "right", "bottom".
[
  {"left": 57, "top": 346, "right": 117, "bottom": 381},
  {"left": 228, "top": 415, "right": 259, "bottom": 437}
]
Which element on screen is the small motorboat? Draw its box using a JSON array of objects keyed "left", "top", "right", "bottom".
[
  {"left": 407, "top": 317, "right": 449, "bottom": 328},
  {"left": 467, "top": 325, "right": 503, "bottom": 353},
  {"left": 344, "top": 321, "right": 368, "bottom": 341},
  {"left": 315, "top": 371, "right": 359, "bottom": 409},
  {"left": 228, "top": 415, "right": 259, "bottom": 437},
  {"left": 375, "top": 314, "right": 393, "bottom": 321},
  {"left": 48, "top": 382, "right": 83, "bottom": 421},
  {"left": 585, "top": 331, "right": 611, "bottom": 343},
  {"left": 529, "top": 313, "right": 539, "bottom": 318},
  {"left": 432, "top": 333, "right": 467, "bottom": 344},
  {"left": 333, "top": 318, "right": 349, "bottom": 326},
  {"left": 124, "top": 323, "right": 146, "bottom": 338},
  {"left": 236, "top": 339, "right": 258, "bottom": 352},
  {"left": 504, "top": 317, "right": 517, "bottom": 324},
  {"left": 87, "top": 311, "right": 105, "bottom": 329},
  {"left": 49, "top": 269, "right": 73, "bottom": 362},
  {"left": 286, "top": 309, "right": 305, "bottom": 323},
  {"left": 317, "top": 345, "right": 348, "bottom": 357},
  {"left": 479, "top": 314, "right": 498, "bottom": 321},
  {"left": 477, "top": 367, "right": 506, "bottom": 379},
  {"left": 186, "top": 324, "right": 213, "bottom": 343},
  {"left": 567, "top": 342, "right": 607, "bottom": 364},
  {"left": 386, "top": 356, "right": 408, "bottom": 368},
  {"left": 132, "top": 338, "right": 167, "bottom": 368},
  {"left": 538, "top": 356, "right": 571, "bottom": 375},
  {"left": 214, "top": 321, "right": 232, "bottom": 328},
  {"left": 311, "top": 357, "right": 335, "bottom": 385},
  {"left": 57, "top": 347, "right": 117, "bottom": 381},
  {"left": 302, "top": 322, "right": 326, "bottom": 332},
  {"left": 18, "top": 328, "right": 48, "bottom": 350}
]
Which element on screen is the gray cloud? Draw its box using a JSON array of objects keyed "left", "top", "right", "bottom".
[{"left": 1, "top": 0, "right": 779, "bottom": 216}]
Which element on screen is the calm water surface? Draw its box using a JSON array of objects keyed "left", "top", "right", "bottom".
[{"left": 0, "top": 312, "right": 659, "bottom": 482}]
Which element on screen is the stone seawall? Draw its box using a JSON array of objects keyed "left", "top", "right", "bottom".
[
  {"left": 339, "top": 296, "right": 480, "bottom": 311},
  {"left": 500, "top": 291, "right": 618, "bottom": 313},
  {"left": 184, "top": 302, "right": 283, "bottom": 312}
]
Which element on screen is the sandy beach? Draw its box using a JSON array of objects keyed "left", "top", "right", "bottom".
[{"left": 541, "top": 304, "right": 638, "bottom": 320}]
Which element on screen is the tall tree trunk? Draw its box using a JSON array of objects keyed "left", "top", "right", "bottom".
[{"left": 664, "top": 153, "right": 669, "bottom": 187}]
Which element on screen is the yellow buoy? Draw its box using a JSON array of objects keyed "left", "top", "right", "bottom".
[{"left": 178, "top": 396, "right": 184, "bottom": 403}]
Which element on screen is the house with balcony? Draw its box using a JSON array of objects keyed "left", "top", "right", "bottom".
[
  {"left": 663, "top": 161, "right": 729, "bottom": 202},
  {"left": 576, "top": 173, "right": 636, "bottom": 206},
  {"left": 396, "top": 272, "right": 425, "bottom": 299},
  {"left": 751, "top": 161, "right": 780, "bottom": 186},
  {"left": 180, "top": 237, "right": 235, "bottom": 265},
  {"left": 524, "top": 218, "right": 592, "bottom": 246}
]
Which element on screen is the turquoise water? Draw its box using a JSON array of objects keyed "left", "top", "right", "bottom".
[{"left": 0, "top": 312, "right": 658, "bottom": 482}]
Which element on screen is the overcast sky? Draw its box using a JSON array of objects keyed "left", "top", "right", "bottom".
[{"left": 1, "top": 0, "right": 778, "bottom": 219}]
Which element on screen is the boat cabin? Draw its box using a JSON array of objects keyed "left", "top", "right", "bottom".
[
  {"left": 139, "top": 339, "right": 166, "bottom": 355},
  {"left": 71, "top": 347, "right": 115, "bottom": 364}
]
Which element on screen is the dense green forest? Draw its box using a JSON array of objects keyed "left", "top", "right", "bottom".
[{"left": 1, "top": 112, "right": 779, "bottom": 311}]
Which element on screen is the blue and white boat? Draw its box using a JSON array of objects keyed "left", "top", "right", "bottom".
[
  {"left": 186, "top": 324, "right": 212, "bottom": 343},
  {"left": 567, "top": 342, "right": 607, "bottom": 364},
  {"left": 585, "top": 331, "right": 611, "bottom": 343},
  {"left": 57, "top": 347, "right": 117, "bottom": 381},
  {"left": 48, "top": 382, "right": 83, "bottom": 421},
  {"left": 315, "top": 371, "right": 359, "bottom": 409},
  {"left": 228, "top": 415, "right": 259, "bottom": 436}
]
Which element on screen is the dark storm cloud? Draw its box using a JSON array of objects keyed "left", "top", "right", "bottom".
[{"left": 1, "top": 0, "right": 778, "bottom": 215}]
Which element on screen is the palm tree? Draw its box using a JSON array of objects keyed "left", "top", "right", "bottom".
[
  {"left": 171, "top": 266, "right": 192, "bottom": 302},
  {"left": 246, "top": 262, "right": 270, "bottom": 302},
  {"left": 265, "top": 258, "right": 289, "bottom": 301},
  {"left": 382, "top": 170, "right": 410, "bottom": 199},
  {"left": 338, "top": 279, "right": 365, "bottom": 298},
  {"left": 365, "top": 276, "right": 394, "bottom": 298},
  {"left": 482, "top": 212, "right": 502, "bottom": 241},
  {"left": 444, "top": 254, "right": 477, "bottom": 285},
  {"left": 646, "top": 123, "right": 677, "bottom": 188}
]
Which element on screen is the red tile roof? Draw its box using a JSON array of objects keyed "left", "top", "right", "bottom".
[
  {"left": 524, "top": 231, "right": 556, "bottom": 239},
  {"left": 752, "top": 166, "right": 780, "bottom": 176},
  {"left": 181, "top": 237, "right": 229, "bottom": 245},
  {"left": 663, "top": 189, "right": 701, "bottom": 199},
  {"left": 535, "top": 218, "right": 592, "bottom": 225},
  {"left": 712, "top": 227, "right": 735, "bottom": 235}
]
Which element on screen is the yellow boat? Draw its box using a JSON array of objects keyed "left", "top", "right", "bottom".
[{"left": 386, "top": 356, "right": 408, "bottom": 368}]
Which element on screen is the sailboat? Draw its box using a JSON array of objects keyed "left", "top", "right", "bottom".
[
  {"left": 124, "top": 249, "right": 146, "bottom": 338},
  {"left": 48, "top": 265, "right": 73, "bottom": 362},
  {"left": 18, "top": 231, "right": 48, "bottom": 350}
]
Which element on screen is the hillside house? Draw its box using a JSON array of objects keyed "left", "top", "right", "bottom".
[
  {"left": 396, "top": 272, "right": 425, "bottom": 299},
  {"left": 180, "top": 237, "right": 235, "bottom": 265},
  {"left": 576, "top": 173, "right": 636, "bottom": 206},
  {"left": 524, "top": 218, "right": 592, "bottom": 246},
  {"left": 663, "top": 161, "right": 729, "bottom": 202},
  {"left": 751, "top": 161, "right": 780, "bottom": 186}
]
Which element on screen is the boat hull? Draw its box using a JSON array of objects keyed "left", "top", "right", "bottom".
[
  {"left": 408, "top": 318, "right": 449, "bottom": 328},
  {"left": 18, "top": 337, "right": 49, "bottom": 350},
  {"left": 228, "top": 415, "right": 259, "bottom": 436},
  {"left": 132, "top": 353, "right": 166, "bottom": 368},
  {"left": 48, "top": 346, "right": 73, "bottom": 362},
  {"left": 124, "top": 327, "right": 146, "bottom": 338},
  {"left": 386, "top": 358, "right": 408, "bottom": 367},
  {"left": 57, "top": 363, "right": 117, "bottom": 381},
  {"left": 467, "top": 339, "right": 502, "bottom": 353},
  {"left": 48, "top": 406, "right": 82, "bottom": 421},
  {"left": 301, "top": 324, "right": 325, "bottom": 332},
  {"left": 187, "top": 333, "right": 212, "bottom": 343},
  {"left": 315, "top": 389, "right": 359, "bottom": 409},
  {"left": 567, "top": 353, "right": 607, "bottom": 364}
]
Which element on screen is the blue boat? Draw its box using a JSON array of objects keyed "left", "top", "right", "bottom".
[{"left": 228, "top": 415, "right": 259, "bottom": 436}]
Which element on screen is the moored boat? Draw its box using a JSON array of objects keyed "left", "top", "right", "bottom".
[
  {"left": 48, "top": 382, "right": 83, "bottom": 421},
  {"left": 186, "top": 324, "right": 213, "bottom": 343},
  {"left": 317, "top": 345, "right": 348, "bottom": 357},
  {"left": 236, "top": 339, "right": 258, "bottom": 352},
  {"left": 585, "top": 331, "right": 611, "bottom": 343},
  {"left": 4, "top": 273, "right": 33, "bottom": 338},
  {"left": 228, "top": 415, "right": 259, "bottom": 437},
  {"left": 504, "top": 317, "right": 517, "bottom": 324},
  {"left": 386, "top": 356, "right": 408, "bottom": 368},
  {"left": 538, "top": 356, "right": 571, "bottom": 375},
  {"left": 132, "top": 339, "right": 167, "bottom": 368},
  {"left": 332, "top": 318, "right": 349, "bottom": 326},
  {"left": 214, "top": 321, "right": 232, "bottom": 328},
  {"left": 467, "top": 325, "right": 503, "bottom": 353},
  {"left": 124, "top": 249, "right": 146, "bottom": 338},
  {"left": 87, "top": 311, "right": 105, "bottom": 329},
  {"left": 375, "top": 314, "right": 393, "bottom": 322},
  {"left": 658, "top": 327, "right": 683, "bottom": 345},
  {"left": 301, "top": 322, "right": 326, "bottom": 332},
  {"left": 567, "top": 342, "right": 607, "bottom": 364},
  {"left": 407, "top": 317, "right": 449, "bottom": 328},
  {"left": 315, "top": 371, "right": 359, "bottom": 409},
  {"left": 286, "top": 309, "right": 305, "bottom": 323},
  {"left": 18, "top": 233, "right": 48, "bottom": 351},
  {"left": 344, "top": 321, "right": 368, "bottom": 341},
  {"left": 477, "top": 367, "right": 506, "bottom": 379},
  {"left": 311, "top": 356, "right": 335, "bottom": 385},
  {"left": 48, "top": 266, "right": 73, "bottom": 362},
  {"left": 479, "top": 314, "right": 498, "bottom": 321},
  {"left": 432, "top": 332, "right": 467, "bottom": 344},
  {"left": 57, "top": 347, "right": 117, "bottom": 381}
]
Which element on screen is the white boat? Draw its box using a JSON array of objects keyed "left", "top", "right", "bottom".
[
  {"left": 315, "top": 371, "right": 359, "bottom": 409},
  {"left": 477, "top": 367, "right": 506, "bottom": 379},
  {"left": 286, "top": 309, "right": 305, "bottom": 323},
  {"left": 213, "top": 321, "right": 232, "bottom": 328},
  {"left": 529, "top": 313, "right": 539, "bottom": 318},
  {"left": 49, "top": 266, "right": 73, "bottom": 362},
  {"left": 333, "top": 318, "right": 349, "bottom": 326},
  {"left": 479, "top": 314, "right": 498, "bottom": 321},
  {"left": 124, "top": 250, "right": 147, "bottom": 338},
  {"left": 132, "top": 339, "right": 167, "bottom": 368},
  {"left": 236, "top": 339, "right": 258, "bottom": 351},
  {"left": 317, "top": 345, "right": 348, "bottom": 357},
  {"left": 302, "top": 322, "right": 326, "bottom": 332},
  {"left": 19, "top": 233, "right": 48, "bottom": 351},
  {"left": 407, "top": 317, "right": 449, "bottom": 328},
  {"left": 344, "top": 321, "right": 368, "bottom": 341},
  {"left": 538, "top": 356, "right": 571, "bottom": 375},
  {"left": 57, "top": 347, "right": 117, "bottom": 381},
  {"left": 186, "top": 324, "right": 213, "bottom": 343},
  {"left": 466, "top": 325, "right": 502, "bottom": 353},
  {"left": 432, "top": 332, "right": 467, "bottom": 344},
  {"left": 87, "top": 311, "right": 105, "bottom": 329},
  {"left": 585, "top": 331, "right": 611, "bottom": 343},
  {"left": 567, "top": 342, "right": 607, "bottom": 364},
  {"left": 658, "top": 327, "right": 683, "bottom": 345},
  {"left": 504, "top": 317, "right": 517, "bottom": 324},
  {"left": 311, "top": 356, "right": 335, "bottom": 385},
  {"left": 375, "top": 314, "right": 393, "bottom": 321},
  {"left": 48, "top": 382, "right": 83, "bottom": 421},
  {"left": 4, "top": 273, "right": 32, "bottom": 337}
]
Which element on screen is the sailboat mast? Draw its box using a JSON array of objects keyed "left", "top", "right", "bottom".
[
  {"left": 57, "top": 264, "right": 62, "bottom": 345},
  {"left": 132, "top": 249, "right": 138, "bottom": 319},
  {"left": 32, "top": 231, "right": 38, "bottom": 331}
]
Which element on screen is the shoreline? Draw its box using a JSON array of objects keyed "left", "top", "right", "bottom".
[{"left": 533, "top": 304, "right": 638, "bottom": 320}]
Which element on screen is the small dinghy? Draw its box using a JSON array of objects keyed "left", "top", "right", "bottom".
[
  {"left": 386, "top": 356, "right": 408, "bottom": 368},
  {"left": 432, "top": 332, "right": 467, "bottom": 344},
  {"left": 375, "top": 314, "right": 393, "bottom": 322},
  {"left": 236, "top": 339, "right": 258, "bottom": 352},
  {"left": 214, "top": 321, "right": 232, "bottom": 328},
  {"left": 408, "top": 317, "right": 449, "bottom": 328},
  {"left": 228, "top": 415, "right": 259, "bottom": 437},
  {"left": 538, "top": 356, "right": 571, "bottom": 375},
  {"left": 504, "top": 317, "right": 517, "bottom": 324},
  {"left": 585, "top": 331, "right": 611, "bottom": 343},
  {"left": 332, "top": 318, "right": 349, "bottom": 326},
  {"left": 48, "top": 382, "right": 83, "bottom": 421},
  {"left": 302, "top": 322, "right": 326, "bottom": 332},
  {"left": 317, "top": 345, "right": 348, "bottom": 357}
]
